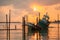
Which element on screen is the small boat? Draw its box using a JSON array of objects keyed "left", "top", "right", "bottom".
[{"left": 26, "top": 13, "right": 50, "bottom": 38}]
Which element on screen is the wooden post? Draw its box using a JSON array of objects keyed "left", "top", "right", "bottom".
[
  {"left": 9, "top": 10, "right": 11, "bottom": 40},
  {"left": 36, "top": 17, "right": 41, "bottom": 40},
  {"left": 15, "top": 25, "right": 17, "bottom": 30},
  {"left": 25, "top": 15, "right": 29, "bottom": 40},
  {"left": 22, "top": 17, "right": 26, "bottom": 40},
  {"left": 57, "top": 14, "right": 59, "bottom": 40},
  {"left": 6, "top": 14, "right": 8, "bottom": 40},
  {"left": 39, "top": 12, "right": 40, "bottom": 21}
]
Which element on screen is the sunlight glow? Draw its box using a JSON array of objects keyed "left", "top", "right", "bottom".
[
  {"left": 30, "top": 3, "right": 45, "bottom": 13},
  {"left": 34, "top": 7, "right": 37, "bottom": 11},
  {"left": 35, "top": 33, "right": 37, "bottom": 40},
  {"left": 29, "top": 3, "right": 46, "bottom": 20}
]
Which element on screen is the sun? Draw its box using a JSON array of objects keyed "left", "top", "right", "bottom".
[
  {"left": 30, "top": 3, "right": 45, "bottom": 13},
  {"left": 29, "top": 3, "right": 46, "bottom": 20},
  {"left": 34, "top": 7, "right": 37, "bottom": 11}
]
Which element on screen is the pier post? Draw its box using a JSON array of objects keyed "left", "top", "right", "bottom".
[
  {"left": 6, "top": 14, "right": 8, "bottom": 40},
  {"left": 22, "top": 17, "right": 26, "bottom": 40}
]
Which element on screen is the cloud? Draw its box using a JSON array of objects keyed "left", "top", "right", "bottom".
[
  {"left": 37, "top": 0, "right": 60, "bottom": 6},
  {"left": 0, "top": 0, "right": 60, "bottom": 21},
  {"left": 0, "top": 5, "right": 29, "bottom": 22},
  {"left": 0, "top": 0, "right": 31, "bottom": 8},
  {"left": 0, "top": 0, "right": 60, "bottom": 8},
  {"left": 0, "top": 0, "right": 13, "bottom": 6}
]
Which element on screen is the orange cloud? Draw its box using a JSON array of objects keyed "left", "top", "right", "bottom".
[{"left": 0, "top": 4, "right": 14, "bottom": 14}]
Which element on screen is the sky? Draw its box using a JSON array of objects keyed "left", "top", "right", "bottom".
[
  {"left": 0, "top": 0, "right": 60, "bottom": 22},
  {"left": 0, "top": 0, "right": 60, "bottom": 40}
]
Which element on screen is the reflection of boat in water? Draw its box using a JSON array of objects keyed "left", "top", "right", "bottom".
[
  {"left": 26, "top": 13, "right": 50, "bottom": 40},
  {"left": 37, "top": 13, "right": 50, "bottom": 40}
]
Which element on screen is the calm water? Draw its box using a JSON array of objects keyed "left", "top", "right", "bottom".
[{"left": 0, "top": 23, "right": 60, "bottom": 40}]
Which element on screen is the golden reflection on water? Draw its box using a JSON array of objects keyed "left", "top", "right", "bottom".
[
  {"left": 28, "top": 24, "right": 60, "bottom": 40},
  {"left": 0, "top": 23, "right": 60, "bottom": 40}
]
